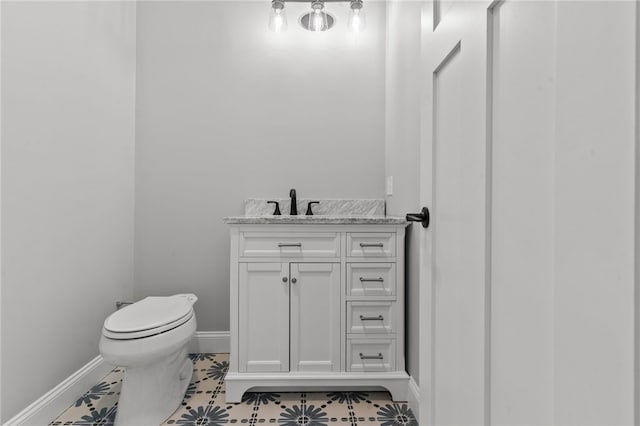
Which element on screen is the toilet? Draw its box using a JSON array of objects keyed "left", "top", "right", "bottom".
[{"left": 99, "top": 293, "right": 198, "bottom": 426}]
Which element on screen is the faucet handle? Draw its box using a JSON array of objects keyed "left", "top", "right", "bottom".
[
  {"left": 267, "top": 201, "right": 281, "bottom": 215},
  {"left": 305, "top": 201, "right": 320, "bottom": 216}
]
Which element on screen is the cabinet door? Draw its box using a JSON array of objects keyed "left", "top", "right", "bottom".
[
  {"left": 238, "top": 263, "right": 289, "bottom": 373},
  {"left": 290, "top": 263, "right": 341, "bottom": 372}
]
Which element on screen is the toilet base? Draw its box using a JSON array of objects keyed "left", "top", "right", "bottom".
[{"left": 114, "top": 347, "right": 193, "bottom": 426}]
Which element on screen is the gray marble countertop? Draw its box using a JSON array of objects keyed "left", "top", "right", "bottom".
[{"left": 223, "top": 215, "right": 409, "bottom": 225}]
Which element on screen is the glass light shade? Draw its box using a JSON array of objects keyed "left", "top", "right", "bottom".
[
  {"left": 348, "top": 6, "right": 365, "bottom": 33},
  {"left": 300, "top": 1, "right": 334, "bottom": 32},
  {"left": 269, "top": 4, "right": 287, "bottom": 32},
  {"left": 311, "top": 9, "right": 326, "bottom": 31}
]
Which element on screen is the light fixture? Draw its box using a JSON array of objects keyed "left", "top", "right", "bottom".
[
  {"left": 267, "top": 0, "right": 365, "bottom": 33},
  {"left": 300, "top": 1, "right": 334, "bottom": 32},
  {"left": 347, "top": 0, "right": 365, "bottom": 33},
  {"left": 269, "top": 0, "right": 288, "bottom": 33}
]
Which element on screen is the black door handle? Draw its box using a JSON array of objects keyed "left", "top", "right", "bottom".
[{"left": 406, "top": 207, "right": 430, "bottom": 228}]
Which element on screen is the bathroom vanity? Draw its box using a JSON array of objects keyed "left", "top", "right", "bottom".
[{"left": 224, "top": 203, "right": 409, "bottom": 402}]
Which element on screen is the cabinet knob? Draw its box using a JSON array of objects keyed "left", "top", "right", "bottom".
[
  {"left": 291, "top": 277, "right": 297, "bottom": 284},
  {"left": 282, "top": 276, "right": 288, "bottom": 283}
]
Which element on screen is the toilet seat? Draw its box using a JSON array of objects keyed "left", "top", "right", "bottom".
[{"left": 103, "top": 295, "right": 196, "bottom": 340}]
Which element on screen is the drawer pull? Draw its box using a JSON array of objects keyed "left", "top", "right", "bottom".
[
  {"left": 359, "top": 352, "right": 384, "bottom": 360},
  {"left": 278, "top": 243, "right": 302, "bottom": 247},
  {"left": 360, "top": 243, "right": 384, "bottom": 248},
  {"left": 359, "top": 277, "right": 384, "bottom": 283},
  {"left": 360, "top": 315, "right": 384, "bottom": 321}
]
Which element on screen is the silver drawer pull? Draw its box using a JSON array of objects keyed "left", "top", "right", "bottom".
[
  {"left": 278, "top": 243, "right": 302, "bottom": 247},
  {"left": 360, "top": 243, "right": 384, "bottom": 248},
  {"left": 359, "top": 277, "right": 384, "bottom": 283},
  {"left": 360, "top": 315, "right": 384, "bottom": 321},
  {"left": 359, "top": 352, "right": 384, "bottom": 360}
]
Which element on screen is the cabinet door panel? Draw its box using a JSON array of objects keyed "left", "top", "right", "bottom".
[
  {"left": 290, "top": 263, "right": 341, "bottom": 372},
  {"left": 239, "top": 263, "right": 289, "bottom": 373}
]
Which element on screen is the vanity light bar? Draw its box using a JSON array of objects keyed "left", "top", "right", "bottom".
[{"left": 269, "top": 0, "right": 365, "bottom": 33}]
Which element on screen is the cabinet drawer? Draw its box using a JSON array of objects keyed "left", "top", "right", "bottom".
[
  {"left": 239, "top": 232, "right": 340, "bottom": 258},
  {"left": 347, "top": 263, "right": 396, "bottom": 297},
  {"left": 347, "top": 233, "right": 395, "bottom": 258},
  {"left": 347, "top": 302, "right": 395, "bottom": 334},
  {"left": 347, "top": 338, "right": 395, "bottom": 372}
]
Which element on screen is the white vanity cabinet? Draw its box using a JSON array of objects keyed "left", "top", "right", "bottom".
[
  {"left": 239, "top": 261, "right": 341, "bottom": 373},
  {"left": 224, "top": 220, "right": 409, "bottom": 402}
]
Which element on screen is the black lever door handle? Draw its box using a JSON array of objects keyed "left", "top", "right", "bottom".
[{"left": 406, "top": 207, "right": 430, "bottom": 228}]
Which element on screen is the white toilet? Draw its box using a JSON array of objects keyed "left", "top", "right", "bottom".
[{"left": 99, "top": 293, "right": 198, "bottom": 426}]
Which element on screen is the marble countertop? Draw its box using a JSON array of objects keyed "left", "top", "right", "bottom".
[
  {"left": 226, "top": 198, "right": 408, "bottom": 225},
  {"left": 223, "top": 215, "right": 409, "bottom": 225}
]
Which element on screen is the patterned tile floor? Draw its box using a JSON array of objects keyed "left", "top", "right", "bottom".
[{"left": 50, "top": 353, "right": 417, "bottom": 426}]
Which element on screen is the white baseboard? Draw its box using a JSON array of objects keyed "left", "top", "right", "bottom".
[
  {"left": 5, "top": 331, "right": 231, "bottom": 426},
  {"left": 4, "top": 355, "right": 112, "bottom": 426},
  {"left": 407, "top": 375, "right": 420, "bottom": 421},
  {"left": 188, "top": 331, "right": 230, "bottom": 354}
]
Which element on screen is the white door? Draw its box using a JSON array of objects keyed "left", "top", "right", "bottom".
[
  {"left": 420, "top": 1, "right": 637, "bottom": 425},
  {"left": 238, "top": 262, "right": 290, "bottom": 373},
  {"left": 290, "top": 263, "right": 341, "bottom": 372},
  {"left": 420, "top": 2, "right": 491, "bottom": 424}
]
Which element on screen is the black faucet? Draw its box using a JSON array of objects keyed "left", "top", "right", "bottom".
[{"left": 289, "top": 188, "right": 297, "bottom": 215}]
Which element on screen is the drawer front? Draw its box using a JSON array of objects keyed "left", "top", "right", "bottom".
[
  {"left": 347, "top": 233, "right": 396, "bottom": 258},
  {"left": 240, "top": 232, "right": 340, "bottom": 258},
  {"left": 347, "top": 263, "right": 396, "bottom": 297},
  {"left": 347, "top": 302, "right": 395, "bottom": 334},
  {"left": 347, "top": 339, "right": 395, "bottom": 372}
]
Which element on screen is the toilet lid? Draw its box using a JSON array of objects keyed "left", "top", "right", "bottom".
[{"left": 104, "top": 295, "right": 194, "bottom": 335}]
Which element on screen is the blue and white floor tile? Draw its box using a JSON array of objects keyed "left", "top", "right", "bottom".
[{"left": 50, "top": 353, "right": 417, "bottom": 426}]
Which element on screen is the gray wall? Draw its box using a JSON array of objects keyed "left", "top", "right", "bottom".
[
  {"left": 1, "top": 2, "right": 136, "bottom": 421},
  {"left": 385, "top": 0, "right": 422, "bottom": 384},
  {"left": 134, "top": 1, "right": 387, "bottom": 330}
]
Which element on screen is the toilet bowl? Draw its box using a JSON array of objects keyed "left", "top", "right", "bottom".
[{"left": 99, "top": 293, "right": 198, "bottom": 426}]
